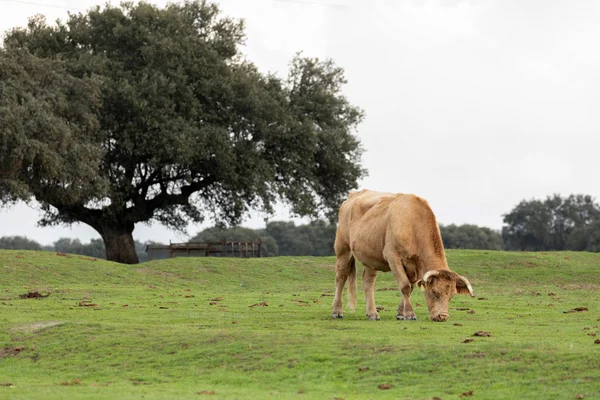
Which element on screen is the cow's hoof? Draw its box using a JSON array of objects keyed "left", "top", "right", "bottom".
[
  {"left": 331, "top": 313, "right": 344, "bottom": 319},
  {"left": 396, "top": 315, "right": 417, "bottom": 321},
  {"left": 366, "top": 314, "right": 381, "bottom": 321}
]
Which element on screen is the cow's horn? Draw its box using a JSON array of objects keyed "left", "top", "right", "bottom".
[
  {"left": 423, "top": 270, "right": 440, "bottom": 283},
  {"left": 458, "top": 275, "right": 475, "bottom": 297}
]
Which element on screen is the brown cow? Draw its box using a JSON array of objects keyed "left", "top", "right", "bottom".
[{"left": 331, "top": 190, "right": 474, "bottom": 322}]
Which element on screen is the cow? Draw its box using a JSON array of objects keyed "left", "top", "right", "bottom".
[{"left": 331, "top": 189, "right": 475, "bottom": 322}]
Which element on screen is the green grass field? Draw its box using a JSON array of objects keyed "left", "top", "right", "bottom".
[{"left": 1, "top": 249, "right": 599, "bottom": 399}]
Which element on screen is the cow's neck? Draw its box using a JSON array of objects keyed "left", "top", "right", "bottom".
[{"left": 419, "top": 252, "right": 451, "bottom": 276}]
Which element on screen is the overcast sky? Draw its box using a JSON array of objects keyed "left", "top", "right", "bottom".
[{"left": 1, "top": 0, "right": 598, "bottom": 245}]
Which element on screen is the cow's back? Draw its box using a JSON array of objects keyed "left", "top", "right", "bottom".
[
  {"left": 336, "top": 190, "right": 395, "bottom": 243},
  {"left": 335, "top": 190, "right": 398, "bottom": 270},
  {"left": 335, "top": 190, "right": 448, "bottom": 274}
]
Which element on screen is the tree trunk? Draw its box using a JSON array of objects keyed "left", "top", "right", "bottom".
[{"left": 99, "top": 224, "right": 139, "bottom": 264}]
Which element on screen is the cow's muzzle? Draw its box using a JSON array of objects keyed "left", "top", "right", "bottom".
[{"left": 431, "top": 312, "right": 449, "bottom": 322}]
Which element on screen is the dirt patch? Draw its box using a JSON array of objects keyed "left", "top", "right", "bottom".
[
  {"left": 249, "top": 302, "right": 268, "bottom": 308},
  {"left": 461, "top": 390, "right": 473, "bottom": 397},
  {"left": 521, "top": 262, "right": 536, "bottom": 267},
  {"left": 465, "top": 352, "right": 486, "bottom": 359},
  {"left": 197, "top": 390, "right": 216, "bottom": 395},
  {"left": 377, "top": 384, "right": 394, "bottom": 390},
  {"left": 473, "top": 331, "right": 492, "bottom": 337},
  {"left": 564, "top": 307, "right": 588, "bottom": 313},
  {"left": 19, "top": 291, "right": 50, "bottom": 299},
  {"left": 60, "top": 379, "right": 81, "bottom": 386},
  {"left": 78, "top": 301, "right": 98, "bottom": 307},
  {"left": 462, "top": 339, "right": 474, "bottom": 343},
  {"left": 359, "top": 367, "right": 369, "bottom": 372},
  {"left": 0, "top": 346, "right": 25, "bottom": 358},
  {"left": 78, "top": 256, "right": 97, "bottom": 261},
  {"left": 594, "top": 339, "right": 600, "bottom": 344},
  {"left": 0, "top": 383, "right": 13, "bottom": 387},
  {"left": 376, "top": 287, "right": 397, "bottom": 292}
]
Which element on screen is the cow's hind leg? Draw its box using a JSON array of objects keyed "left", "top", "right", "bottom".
[
  {"left": 332, "top": 251, "right": 355, "bottom": 319},
  {"left": 363, "top": 267, "right": 380, "bottom": 320},
  {"left": 387, "top": 255, "right": 417, "bottom": 320}
]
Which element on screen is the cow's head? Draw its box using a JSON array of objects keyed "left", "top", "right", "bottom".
[{"left": 416, "top": 270, "right": 474, "bottom": 322}]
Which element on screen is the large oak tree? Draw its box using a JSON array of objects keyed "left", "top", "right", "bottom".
[{"left": 0, "top": 1, "right": 365, "bottom": 263}]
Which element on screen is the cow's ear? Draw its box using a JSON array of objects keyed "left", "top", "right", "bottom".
[
  {"left": 416, "top": 280, "right": 425, "bottom": 291},
  {"left": 455, "top": 277, "right": 475, "bottom": 297}
]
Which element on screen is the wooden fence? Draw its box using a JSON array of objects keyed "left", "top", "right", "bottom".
[{"left": 146, "top": 240, "right": 261, "bottom": 260}]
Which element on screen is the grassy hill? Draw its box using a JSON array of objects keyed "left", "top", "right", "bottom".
[{"left": 1, "top": 250, "right": 599, "bottom": 399}]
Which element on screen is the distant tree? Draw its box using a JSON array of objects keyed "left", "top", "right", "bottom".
[
  {"left": 305, "top": 220, "right": 337, "bottom": 256},
  {"left": 502, "top": 199, "right": 551, "bottom": 251},
  {"left": 439, "top": 224, "right": 503, "bottom": 250},
  {"left": 0, "top": 234, "right": 159, "bottom": 261},
  {"left": 264, "top": 220, "right": 335, "bottom": 256},
  {"left": 81, "top": 238, "right": 107, "bottom": 259},
  {"left": 0, "top": 1, "right": 365, "bottom": 264},
  {"left": 53, "top": 238, "right": 86, "bottom": 255},
  {"left": 566, "top": 221, "right": 600, "bottom": 252},
  {"left": 0, "top": 235, "right": 42, "bottom": 250},
  {"left": 191, "top": 226, "right": 260, "bottom": 243},
  {"left": 502, "top": 194, "right": 600, "bottom": 251}
]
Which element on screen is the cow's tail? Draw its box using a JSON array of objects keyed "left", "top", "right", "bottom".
[{"left": 347, "top": 257, "right": 357, "bottom": 311}]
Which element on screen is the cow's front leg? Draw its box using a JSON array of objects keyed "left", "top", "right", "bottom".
[
  {"left": 362, "top": 267, "right": 380, "bottom": 320},
  {"left": 387, "top": 256, "right": 417, "bottom": 320},
  {"left": 396, "top": 284, "right": 417, "bottom": 320}
]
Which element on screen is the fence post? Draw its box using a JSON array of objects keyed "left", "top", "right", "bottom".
[{"left": 257, "top": 239, "right": 261, "bottom": 258}]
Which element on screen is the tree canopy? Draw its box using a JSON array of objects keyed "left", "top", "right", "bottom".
[
  {"left": 502, "top": 194, "right": 600, "bottom": 251},
  {"left": 0, "top": 1, "right": 365, "bottom": 263},
  {"left": 439, "top": 224, "right": 503, "bottom": 250}
]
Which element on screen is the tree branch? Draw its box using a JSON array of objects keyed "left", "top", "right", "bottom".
[{"left": 133, "top": 177, "right": 215, "bottom": 223}]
